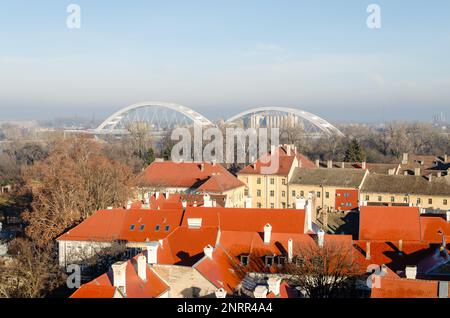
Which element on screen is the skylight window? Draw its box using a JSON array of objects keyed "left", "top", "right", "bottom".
[
  {"left": 139, "top": 224, "right": 145, "bottom": 231},
  {"left": 164, "top": 225, "right": 170, "bottom": 232},
  {"left": 155, "top": 225, "right": 160, "bottom": 231}
]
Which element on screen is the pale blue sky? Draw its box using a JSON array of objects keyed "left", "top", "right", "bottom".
[{"left": 0, "top": 0, "right": 449, "bottom": 122}]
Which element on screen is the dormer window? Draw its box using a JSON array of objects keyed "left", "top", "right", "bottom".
[
  {"left": 139, "top": 224, "right": 145, "bottom": 231},
  {"left": 130, "top": 224, "right": 136, "bottom": 231},
  {"left": 155, "top": 225, "right": 160, "bottom": 231},
  {"left": 164, "top": 225, "right": 170, "bottom": 232},
  {"left": 277, "top": 256, "right": 286, "bottom": 266},
  {"left": 265, "top": 255, "right": 275, "bottom": 267},
  {"left": 240, "top": 255, "right": 249, "bottom": 266}
]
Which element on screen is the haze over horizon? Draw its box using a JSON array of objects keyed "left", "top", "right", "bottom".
[{"left": 1, "top": 0, "right": 449, "bottom": 123}]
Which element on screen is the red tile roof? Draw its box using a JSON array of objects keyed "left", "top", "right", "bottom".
[
  {"left": 195, "top": 231, "right": 353, "bottom": 293},
  {"left": 420, "top": 215, "right": 450, "bottom": 243},
  {"left": 136, "top": 161, "right": 244, "bottom": 192},
  {"left": 182, "top": 207, "right": 306, "bottom": 234},
  {"left": 239, "top": 145, "right": 315, "bottom": 176},
  {"left": 371, "top": 277, "right": 447, "bottom": 298},
  {"left": 57, "top": 208, "right": 183, "bottom": 242},
  {"left": 70, "top": 255, "right": 169, "bottom": 298},
  {"left": 359, "top": 206, "right": 422, "bottom": 242},
  {"left": 157, "top": 227, "right": 219, "bottom": 266}
]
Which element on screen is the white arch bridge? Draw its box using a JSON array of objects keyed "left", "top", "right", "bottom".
[{"left": 93, "top": 102, "right": 344, "bottom": 138}]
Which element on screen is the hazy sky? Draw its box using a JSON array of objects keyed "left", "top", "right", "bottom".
[{"left": 1, "top": 0, "right": 450, "bottom": 123}]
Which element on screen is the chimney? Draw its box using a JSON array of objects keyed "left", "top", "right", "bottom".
[
  {"left": 245, "top": 197, "right": 253, "bottom": 208},
  {"left": 193, "top": 201, "right": 197, "bottom": 207},
  {"left": 398, "top": 239, "right": 403, "bottom": 253},
  {"left": 215, "top": 288, "right": 227, "bottom": 298},
  {"left": 126, "top": 201, "right": 132, "bottom": 210},
  {"left": 388, "top": 168, "right": 396, "bottom": 175},
  {"left": 253, "top": 285, "right": 268, "bottom": 298},
  {"left": 317, "top": 229, "right": 325, "bottom": 248},
  {"left": 304, "top": 198, "right": 313, "bottom": 233},
  {"left": 107, "top": 206, "right": 113, "bottom": 210},
  {"left": 327, "top": 160, "right": 333, "bottom": 169},
  {"left": 362, "top": 161, "right": 367, "bottom": 170},
  {"left": 164, "top": 191, "right": 170, "bottom": 199},
  {"left": 414, "top": 168, "right": 421, "bottom": 176},
  {"left": 155, "top": 192, "right": 160, "bottom": 199},
  {"left": 200, "top": 163, "right": 205, "bottom": 172},
  {"left": 137, "top": 255, "right": 147, "bottom": 281},
  {"left": 295, "top": 197, "right": 306, "bottom": 209},
  {"left": 111, "top": 261, "right": 127, "bottom": 295},
  {"left": 444, "top": 154, "right": 448, "bottom": 163},
  {"left": 267, "top": 277, "right": 282, "bottom": 296},
  {"left": 264, "top": 224, "right": 272, "bottom": 244},
  {"left": 146, "top": 241, "right": 159, "bottom": 264},
  {"left": 405, "top": 266, "right": 417, "bottom": 280},
  {"left": 270, "top": 145, "right": 276, "bottom": 154},
  {"left": 404, "top": 170, "right": 409, "bottom": 176},
  {"left": 402, "top": 153, "right": 409, "bottom": 165},
  {"left": 288, "top": 239, "right": 293, "bottom": 263},
  {"left": 366, "top": 241, "right": 371, "bottom": 260},
  {"left": 438, "top": 281, "right": 449, "bottom": 298},
  {"left": 286, "top": 144, "right": 292, "bottom": 155},
  {"left": 181, "top": 200, "right": 187, "bottom": 209},
  {"left": 428, "top": 174, "right": 433, "bottom": 182},
  {"left": 315, "top": 159, "right": 320, "bottom": 168},
  {"left": 437, "top": 172, "right": 442, "bottom": 178},
  {"left": 203, "top": 194, "right": 213, "bottom": 207},
  {"left": 341, "top": 162, "right": 345, "bottom": 169},
  {"left": 204, "top": 245, "right": 214, "bottom": 259},
  {"left": 446, "top": 211, "right": 450, "bottom": 222}
]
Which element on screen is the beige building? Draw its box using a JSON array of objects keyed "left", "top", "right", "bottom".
[
  {"left": 237, "top": 145, "right": 316, "bottom": 209},
  {"left": 360, "top": 173, "right": 450, "bottom": 211},
  {"left": 289, "top": 167, "right": 368, "bottom": 212}
]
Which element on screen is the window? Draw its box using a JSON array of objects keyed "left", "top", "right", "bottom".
[
  {"left": 130, "top": 224, "right": 136, "bottom": 231},
  {"left": 317, "top": 192, "right": 321, "bottom": 198},
  {"left": 265, "top": 255, "right": 275, "bottom": 267},
  {"left": 428, "top": 198, "right": 433, "bottom": 204},
  {"left": 257, "top": 203, "right": 262, "bottom": 208},
  {"left": 270, "top": 190, "right": 275, "bottom": 197},
  {"left": 164, "top": 225, "right": 170, "bottom": 232},
  {"left": 325, "top": 192, "right": 330, "bottom": 199},
  {"left": 257, "top": 178, "right": 261, "bottom": 185},
  {"left": 365, "top": 195, "right": 370, "bottom": 201},
  {"left": 282, "top": 191, "right": 286, "bottom": 197},
  {"left": 257, "top": 190, "right": 261, "bottom": 197},
  {"left": 417, "top": 198, "right": 421, "bottom": 204},
  {"left": 270, "top": 178, "right": 275, "bottom": 185},
  {"left": 282, "top": 179, "right": 286, "bottom": 185},
  {"left": 300, "top": 191, "right": 304, "bottom": 197},
  {"left": 240, "top": 255, "right": 249, "bottom": 266},
  {"left": 391, "top": 197, "right": 395, "bottom": 203},
  {"left": 277, "top": 256, "right": 286, "bottom": 266},
  {"left": 282, "top": 202, "right": 286, "bottom": 209},
  {"left": 244, "top": 189, "right": 249, "bottom": 196},
  {"left": 444, "top": 199, "right": 448, "bottom": 206},
  {"left": 403, "top": 197, "right": 408, "bottom": 203},
  {"left": 155, "top": 225, "right": 160, "bottom": 231},
  {"left": 378, "top": 196, "right": 382, "bottom": 202},
  {"left": 270, "top": 203, "right": 275, "bottom": 208},
  {"left": 139, "top": 224, "right": 145, "bottom": 231},
  {"left": 295, "top": 256, "right": 305, "bottom": 266},
  {"left": 292, "top": 190, "right": 296, "bottom": 197}
]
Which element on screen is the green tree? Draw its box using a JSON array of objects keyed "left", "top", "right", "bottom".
[{"left": 344, "top": 138, "right": 365, "bottom": 162}]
